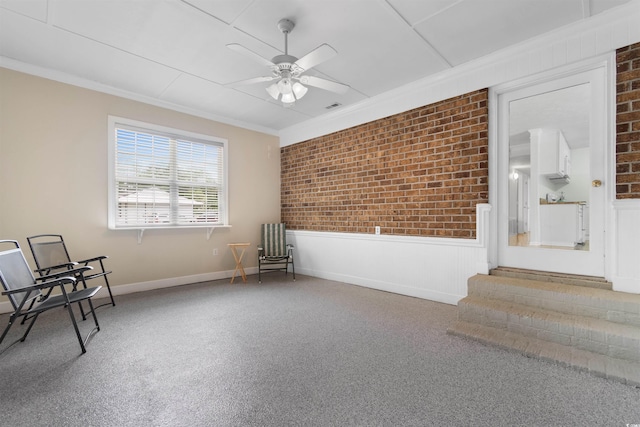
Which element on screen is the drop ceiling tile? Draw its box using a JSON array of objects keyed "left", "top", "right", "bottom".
[
  {"left": 49, "top": 0, "right": 287, "bottom": 86},
  {"left": 246, "top": 108, "right": 311, "bottom": 130},
  {"left": 51, "top": 1, "right": 237, "bottom": 82},
  {"left": 0, "top": 0, "right": 47, "bottom": 22},
  {"left": 233, "top": 0, "right": 449, "bottom": 97},
  {"left": 160, "top": 73, "right": 257, "bottom": 116},
  {"left": 415, "top": 0, "right": 584, "bottom": 66},
  {"left": 387, "top": 0, "right": 459, "bottom": 26},
  {"left": 230, "top": 0, "right": 339, "bottom": 54},
  {"left": 0, "top": 9, "right": 181, "bottom": 97},
  {"left": 286, "top": 85, "right": 367, "bottom": 117},
  {"left": 187, "top": 33, "right": 281, "bottom": 86},
  {"left": 234, "top": 98, "right": 312, "bottom": 130},
  {"left": 181, "top": 0, "right": 254, "bottom": 24}
]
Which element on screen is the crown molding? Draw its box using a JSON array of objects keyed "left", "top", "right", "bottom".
[{"left": 0, "top": 57, "right": 280, "bottom": 137}]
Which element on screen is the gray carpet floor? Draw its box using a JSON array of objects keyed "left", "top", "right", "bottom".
[{"left": 1, "top": 274, "right": 639, "bottom": 426}]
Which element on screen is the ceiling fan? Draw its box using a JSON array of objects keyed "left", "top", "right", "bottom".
[{"left": 226, "top": 18, "right": 349, "bottom": 107}]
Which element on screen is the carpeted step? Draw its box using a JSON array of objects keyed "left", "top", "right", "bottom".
[
  {"left": 448, "top": 319, "right": 640, "bottom": 387},
  {"left": 468, "top": 274, "right": 640, "bottom": 327},
  {"left": 450, "top": 274, "right": 640, "bottom": 385},
  {"left": 490, "top": 267, "right": 612, "bottom": 290},
  {"left": 456, "top": 295, "right": 640, "bottom": 362}
]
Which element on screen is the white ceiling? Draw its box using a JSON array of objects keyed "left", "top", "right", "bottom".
[
  {"left": 510, "top": 83, "right": 591, "bottom": 150},
  {"left": 0, "top": 0, "right": 632, "bottom": 135}
]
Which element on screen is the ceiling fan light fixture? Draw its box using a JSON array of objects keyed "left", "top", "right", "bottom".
[
  {"left": 266, "top": 83, "right": 280, "bottom": 100},
  {"left": 228, "top": 18, "right": 348, "bottom": 108},
  {"left": 292, "top": 82, "right": 308, "bottom": 99},
  {"left": 281, "top": 92, "right": 296, "bottom": 104},
  {"left": 267, "top": 78, "right": 307, "bottom": 106},
  {"left": 277, "top": 78, "right": 293, "bottom": 95}
]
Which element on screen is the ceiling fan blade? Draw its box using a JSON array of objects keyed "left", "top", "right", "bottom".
[
  {"left": 294, "top": 44, "right": 337, "bottom": 71},
  {"left": 226, "top": 43, "right": 275, "bottom": 67},
  {"left": 300, "top": 75, "right": 349, "bottom": 94},
  {"left": 226, "top": 76, "right": 277, "bottom": 87}
]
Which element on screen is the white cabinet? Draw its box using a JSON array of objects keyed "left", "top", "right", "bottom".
[{"left": 532, "top": 128, "right": 571, "bottom": 179}]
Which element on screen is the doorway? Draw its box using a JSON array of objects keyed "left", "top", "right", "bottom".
[{"left": 493, "top": 64, "right": 609, "bottom": 277}]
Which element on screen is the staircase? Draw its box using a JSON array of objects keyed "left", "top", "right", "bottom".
[{"left": 448, "top": 268, "right": 640, "bottom": 386}]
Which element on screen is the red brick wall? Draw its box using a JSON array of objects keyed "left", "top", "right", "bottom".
[
  {"left": 616, "top": 42, "right": 640, "bottom": 199},
  {"left": 281, "top": 89, "right": 489, "bottom": 238}
]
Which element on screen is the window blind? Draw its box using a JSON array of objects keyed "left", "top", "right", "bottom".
[{"left": 111, "top": 121, "right": 225, "bottom": 228}]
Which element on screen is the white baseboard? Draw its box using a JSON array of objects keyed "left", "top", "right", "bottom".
[
  {"left": 0, "top": 267, "right": 258, "bottom": 314},
  {"left": 296, "top": 267, "right": 463, "bottom": 306}
]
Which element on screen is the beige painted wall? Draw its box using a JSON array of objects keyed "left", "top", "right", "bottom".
[{"left": 0, "top": 68, "right": 281, "bottom": 296}]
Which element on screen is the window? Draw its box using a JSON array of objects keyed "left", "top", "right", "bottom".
[{"left": 108, "top": 117, "right": 228, "bottom": 231}]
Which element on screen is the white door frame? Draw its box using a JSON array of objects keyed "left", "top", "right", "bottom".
[{"left": 488, "top": 54, "right": 616, "bottom": 279}]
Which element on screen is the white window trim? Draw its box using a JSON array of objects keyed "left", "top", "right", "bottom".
[{"left": 108, "top": 116, "right": 230, "bottom": 242}]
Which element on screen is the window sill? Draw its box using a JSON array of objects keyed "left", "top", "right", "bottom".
[{"left": 109, "top": 225, "right": 232, "bottom": 243}]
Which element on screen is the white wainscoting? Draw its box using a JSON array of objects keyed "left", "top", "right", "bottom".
[
  {"left": 612, "top": 200, "right": 640, "bottom": 294},
  {"left": 287, "top": 204, "right": 491, "bottom": 306}
]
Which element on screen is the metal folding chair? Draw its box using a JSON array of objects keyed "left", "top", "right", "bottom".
[
  {"left": 0, "top": 240, "right": 101, "bottom": 354},
  {"left": 27, "top": 234, "right": 115, "bottom": 308}
]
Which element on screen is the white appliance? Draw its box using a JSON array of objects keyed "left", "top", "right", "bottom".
[{"left": 539, "top": 203, "right": 586, "bottom": 247}]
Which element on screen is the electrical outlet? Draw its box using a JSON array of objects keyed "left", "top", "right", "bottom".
[
  {"left": 213, "top": 248, "right": 218, "bottom": 256},
  {"left": 375, "top": 226, "right": 380, "bottom": 235}
]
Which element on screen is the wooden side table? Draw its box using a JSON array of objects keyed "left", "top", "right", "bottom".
[{"left": 228, "top": 243, "right": 251, "bottom": 283}]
